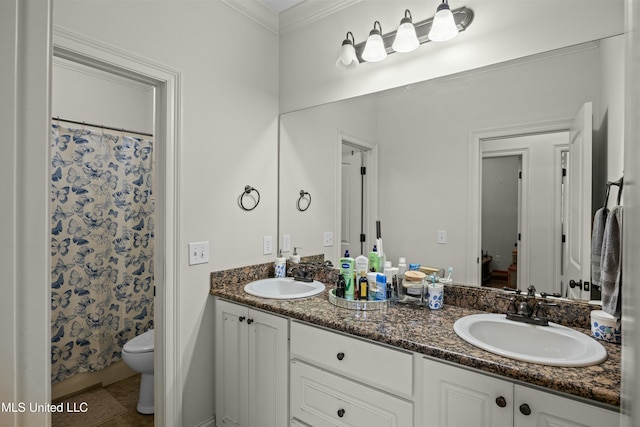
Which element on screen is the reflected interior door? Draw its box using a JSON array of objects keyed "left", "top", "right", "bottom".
[
  {"left": 341, "top": 146, "right": 365, "bottom": 257},
  {"left": 565, "top": 102, "right": 593, "bottom": 300}
]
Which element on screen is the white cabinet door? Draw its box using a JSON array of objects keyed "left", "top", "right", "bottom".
[
  {"left": 216, "top": 300, "right": 249, "bottom": 427},
  {"left": 248, "top": 308, "right": 289, "bottom": 427},
  {"left": 215, "top": 299, "right": 289, "bottom": 427},
  {"left": 423, "top": 358, "right": 513, "bottom": 427},
  {"left": 514, "top": 385, "right": 619, "bottom": 427}
]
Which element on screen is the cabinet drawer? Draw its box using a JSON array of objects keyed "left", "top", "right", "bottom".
[
  {"left": 291, "top": 322, "right": 413, "bottom": 397},
  {"left": 291, "top": 360, "right": 413, "bottom": 427}
]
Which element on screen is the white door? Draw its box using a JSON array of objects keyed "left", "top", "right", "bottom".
[
  {"left": 423, "top": 358, "right": 513, "bottom": 427},
  {"left": 341, "top": 145, "right": 367, "bottom": 257},
  {"left": 565, "top": 102, "right": 593, "bottom": 300}
]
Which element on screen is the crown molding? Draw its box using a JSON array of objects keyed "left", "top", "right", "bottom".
[
  {"left": 279, "top": 0, "right": 360, "bottom": 34},
  {"left": 222, "top": 0, "right": 360, "bottom": 35},
  {"left": 220, "top": 0, "right": 280, "bottom": 34}
]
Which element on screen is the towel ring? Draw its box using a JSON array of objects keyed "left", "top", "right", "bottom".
[
  {"left": 239, "top": 185, "right": 260, "bottom": 211},
  {"left": 297, "top": 190, "right": 311, "bottom": 212}
]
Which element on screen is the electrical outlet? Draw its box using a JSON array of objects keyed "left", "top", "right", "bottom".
[
  {"left": 188, "top": 241, "right": 209, "bottom": 265},
  {"left": 282, "top": 234, "right": 291, "bottom": 253},
  {"left": 437, "top": 230, "right": 447, "bottom": 244},
  {"left": 323, "top": 231, "right": 334, "bottom": 247},
  {"left": 263, "top": 236, "right": 273, "bottom": 255}
]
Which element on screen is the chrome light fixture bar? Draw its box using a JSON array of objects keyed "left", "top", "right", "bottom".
[{"left": 352, "top": 6, "right": 473, "bottom": 63}]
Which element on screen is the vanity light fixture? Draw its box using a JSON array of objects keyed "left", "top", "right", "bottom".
[
  {"left": 336, "top": 31, "right": 359, "bottom": 70},
  {"left": 428, "top": 0, "right": 459, "bottom": 42},
  {"left": 362, "top": 21, "right": 388, "bottom": 62},
  {"left": 392, "top": 10, "right": 420, "bottom": 53},
  {"left": 335, "top": 4, "right": 473, "bottom": 69}
]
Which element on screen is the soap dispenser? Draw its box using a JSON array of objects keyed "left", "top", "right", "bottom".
[
  {"left": 290, "top": 247, "right": 301, "bottom": 264},
  {"left": 275, "top": 250, "right": 286, "bottom": 278}
]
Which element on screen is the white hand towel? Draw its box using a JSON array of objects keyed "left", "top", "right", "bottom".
[
  {"left": 591, "top": 207, "right": 608, "bottom": 289},
  {"left": 600, "top": 206, "right": 623, "bottom": 318}
]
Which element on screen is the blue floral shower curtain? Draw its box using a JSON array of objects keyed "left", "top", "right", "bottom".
[{"left": 50, "top": 124, "right": 155, "bottom": 384}]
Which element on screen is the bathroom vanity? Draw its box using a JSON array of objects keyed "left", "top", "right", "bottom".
[{"left": 211, "top": 274, "right": 620, "bottom": 427}]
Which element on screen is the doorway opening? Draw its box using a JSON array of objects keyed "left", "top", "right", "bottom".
[
  {"left": 53, "top": 28, "right": 181, "bottom": 426},
  {"left": 338, "top": 132, "right": 378, "bottom": 261}
]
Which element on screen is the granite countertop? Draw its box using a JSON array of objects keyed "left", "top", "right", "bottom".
[{"left": 210, "top": 273, "right": 621, "bottom": 409}]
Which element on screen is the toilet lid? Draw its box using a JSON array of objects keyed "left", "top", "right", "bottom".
[{"left": 123, "top": 329, "right": 154, "bottom": 354}]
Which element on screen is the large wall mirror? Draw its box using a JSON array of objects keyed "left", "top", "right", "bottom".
[{"left": 279, "top": 35, "right": 624, "bottom": 296}]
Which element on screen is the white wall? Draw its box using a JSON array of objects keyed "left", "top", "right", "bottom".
[
  {"left": 279, "top": 0, "right": 625, "bottom": 112},
  {"left": 52, "top": 2, "right": 279, "bottom": 426}
]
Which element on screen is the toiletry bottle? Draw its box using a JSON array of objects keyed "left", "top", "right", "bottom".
[
  {"left": 398, "top": 257, "right": 407, "bottom": 276},
  {"left": 290, "top": 247, "right": 301, "bottom": 264},
  {"left": 355, "top": 253, "right": 369, "bottom": 276},
  {"left": 340, "top": 250, "right": 355, "bottom": 300},
  {"left": 336, "top": 275, "right": 346, "bottom": 298},
  {"left": 359, "top": 271, "right": 368, "bottom": 300},
  {"left": 368, "top": 245, "right": 379, "bottom": 272},
  {"left": 275, "top": 250, "right": 286, "bottom": 278},
  {"left": 375, "top": 274, "right": 387, "bottom": 301}
]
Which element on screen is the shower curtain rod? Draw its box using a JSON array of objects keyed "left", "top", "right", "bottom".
[{"left": 52, "top": 116, "right": 153, "bottom": 137}]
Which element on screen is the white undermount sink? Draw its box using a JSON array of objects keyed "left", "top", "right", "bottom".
[
  {"left": 453, "top": 313, "right": 607, "bottom": 367},
  {"left": 244, "top": 277, "right": 325, "bottom": 299}
]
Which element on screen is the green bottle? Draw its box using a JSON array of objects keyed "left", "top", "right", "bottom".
[
  {"left": 340, "top": 250, "right": 355, "bottom": 299},
  {"left": 368, "top": 245, "right": 380, "bottom": 272}
]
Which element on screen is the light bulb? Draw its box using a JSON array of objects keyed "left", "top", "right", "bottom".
[
  {"left": 428, "top": 1, "right": 459, "bottom": 42},
  {"left": 335, "top": 32, "right": 359, "bottom": 70},
  {"left": 362, "top": 21, "right": 387, "bottom": 62},
  {"left": 392, "top": 10, "right": 419, "bottom": 53}
]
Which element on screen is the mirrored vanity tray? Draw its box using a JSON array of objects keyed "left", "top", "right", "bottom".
[{"left": 328, "top": 288, "right": 396, "bottom": 311}]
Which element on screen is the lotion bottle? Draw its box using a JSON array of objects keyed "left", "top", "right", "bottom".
[{"left": 340, "top": 250, "right": 355, "bottom": 300}]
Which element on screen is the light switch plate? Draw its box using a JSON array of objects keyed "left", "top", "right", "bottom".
[
  {"left": 188, "top": 241, "right": 209, "bottom": 265},
  {"left": 263, "top": 236, "right": 273, "bottom": 255},
  {"left": 282, "top": 234, "right": 291, "bottom": 253},
  {"left": 323, "top": 231, "right": 334, "bottom": 247},
  {"left": 437, "top": 230, "right": 447, "bottom": 244}
]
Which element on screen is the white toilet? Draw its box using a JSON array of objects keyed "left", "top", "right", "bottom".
[{"left": 122, "top": 329, "right": 154, "bottom": 414}]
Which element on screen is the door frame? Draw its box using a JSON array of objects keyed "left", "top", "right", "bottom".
[
  {"left": 468, "top": 119, "right": 573, "bottom": 286},
  {"left": 53, "top": 27, "right": 182, "bottom": 426}
]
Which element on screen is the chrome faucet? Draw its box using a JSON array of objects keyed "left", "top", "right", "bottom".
[
  {"left": 289, "top": 265, "right": 315, "bottom": 282},
  {"left": 500, "top": 285, "right": 558, "bottom": 326}
]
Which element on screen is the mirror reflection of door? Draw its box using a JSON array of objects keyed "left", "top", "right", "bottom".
[
  {"left": 481, "top": 131, "right": 571, "bottom": 295},
  {"left": 565, "top": 102, "right": 593, "bottom": 300},
  {"left": 341, "top": 143, "right": 368, "bottom": 257}
]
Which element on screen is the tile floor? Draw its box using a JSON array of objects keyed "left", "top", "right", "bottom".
[{"left": 54, "top": 374, "right": 154, "bottom": 427}]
